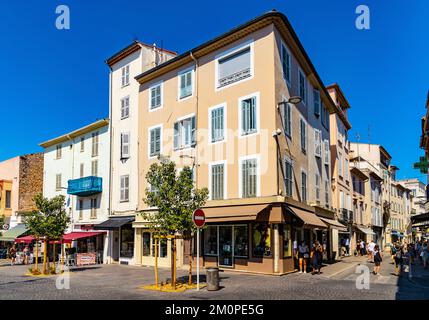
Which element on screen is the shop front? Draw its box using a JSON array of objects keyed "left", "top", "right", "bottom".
[
  {"left": 94, "top": 216, "right": 135, "bottom": 265},
  {"left": 199, "top": 203, "right": 328, "bottom": 275},
  {"left": 319, "top": 217, "right": 348, "bottom": 260},
  {"left": 62, "top": 231, "right": 106, "bottom": 266}
]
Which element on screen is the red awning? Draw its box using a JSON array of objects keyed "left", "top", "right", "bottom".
[
  {"left": 15, "top": 235, "right": 36, "bottom": 244},
  {"left": 62, "top": 231, "right": 104, "bottom": 242}
]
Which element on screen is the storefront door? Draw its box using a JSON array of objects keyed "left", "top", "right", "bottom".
[{"left": 218, "top": 226, "right": 233, "bottom": 267}]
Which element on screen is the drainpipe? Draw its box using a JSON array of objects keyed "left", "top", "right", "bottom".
[{"left": 190, "top": 52, "right": 199, "bottom": 189}]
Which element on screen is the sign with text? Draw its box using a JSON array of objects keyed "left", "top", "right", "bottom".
[{"left": 76, "top": 252, "right": 96, "bottom": 266}]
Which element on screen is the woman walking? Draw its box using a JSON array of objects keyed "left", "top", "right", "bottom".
[
  {"left": 311, "top": 241, "right": 323, "bottom": 275},
  {"left": 373, "top": 245, "right": 382, "bottom": 275},
  {"left": 421, "top": 241, "right": 429, "bottom": 269},
  {"left": 393, "top": 244, "right": 403, "bottom": 276}
]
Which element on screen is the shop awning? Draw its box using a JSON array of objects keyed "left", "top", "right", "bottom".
[
  {"left": 287, "top": 207, "right": 327, "bottom": 229},
  {"left": 0, "top": 224, "right": 28, "bottom": 242},
  {"left": 15, "top": 235, "right": 36, "bottom": 244},
  {"left": 204, "top": 204, "right": 270, "bottom": 223},
  {"left": 62, "top": 231, "right": 104, "bottom": 242},
  {"left": 356, "top": 226, "right": 375, "bottom": 235},
  {"left": 320, "top": 217, "right": 348, "bottom": 232},
  {"left": 93, "top": 216, "right": 135, "bottom": 230}
]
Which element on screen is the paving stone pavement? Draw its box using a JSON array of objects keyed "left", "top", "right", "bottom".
[{"left": 0, "top": 254, "right": 428, "bottom": 300}]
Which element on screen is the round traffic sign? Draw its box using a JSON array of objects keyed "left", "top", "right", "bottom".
[
  {"left": 192, "top": 209, "right": 206, "bottom": 228},
  {"left": 3, "top": 224, "right": 9, "bottom": 230}
]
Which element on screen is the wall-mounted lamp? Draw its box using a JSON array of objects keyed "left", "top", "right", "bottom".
[{"left": 276, "top": 96, "right": 302, "bottom": 110}]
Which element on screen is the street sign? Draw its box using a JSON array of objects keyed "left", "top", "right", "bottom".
[
  {"left": 192, "top": 209, "right": 206, "bottom": 228},
  {"left": 192, "top": 209, "right": 205, "bottom": 291},
  {"left": 3, "top": 224, "right": 9, "bottom": 230}
]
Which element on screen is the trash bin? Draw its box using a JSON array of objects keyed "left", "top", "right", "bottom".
[{"left": 206, "top": 267, "right": 220, "bottom": 291}]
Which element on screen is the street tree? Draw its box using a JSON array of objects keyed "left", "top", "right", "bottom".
[
  {"left": 26, "top": 194, "right": 70, "bottom": 275},
  {"left": 143, "top": 156, "right": 208, "bottom": 289}
]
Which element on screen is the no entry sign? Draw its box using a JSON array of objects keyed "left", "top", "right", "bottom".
[{"left": 192, "top": 209, "right": 206, "bottom": 228}]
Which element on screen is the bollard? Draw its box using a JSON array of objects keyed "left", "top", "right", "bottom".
[{"left": 206, "top": 267, "right": 220, "bottom": 291}]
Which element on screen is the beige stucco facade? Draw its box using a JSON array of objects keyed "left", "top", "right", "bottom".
[{"left": 134, "top": 12, "right": 341, "bottom": 274}]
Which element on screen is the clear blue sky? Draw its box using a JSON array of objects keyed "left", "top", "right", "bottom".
[{"left": 1, "top": 0, "right": 428, "bottom": 181}]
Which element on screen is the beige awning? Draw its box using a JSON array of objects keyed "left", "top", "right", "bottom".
[
  {"left": 204, "top": 204, "right": 270, "bottom": 223},
  {"left": 356, "top": 226, "right": 375, "bottom": 235},
  {"left": 288, "top": 207, "right": 328, "bottom": 229},
  {"left": 320, "top": 217, "right": 348, "bottom": 232}
]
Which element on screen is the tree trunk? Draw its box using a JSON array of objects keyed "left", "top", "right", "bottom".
[
  {"left": 61, "top": 243, "right": 64, "bottom": 273},
  {"left": 52, "top": 243, "right": 56, "bottom": 273},
  {"left": 42, "top": 239, "right": 47, "bottom": 275},
  {"left": 188, "top": 236, "right": 193, "bottom": 286},
  {"left": 34, "top": 239, "right": 39, "bottom": 272},
  {"left": 172, "top": 237, "right": 176, "bottom": 290},
  {"left": 154, "top": 238, "right": 159, "bottom": 288}
]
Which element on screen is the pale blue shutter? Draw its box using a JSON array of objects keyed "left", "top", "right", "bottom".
[
  {"left": 191, "top": 116, "right": 196, "bottom": 145},
  {"left": 174, "top": 122, "right": 179, "bottom": 150}
]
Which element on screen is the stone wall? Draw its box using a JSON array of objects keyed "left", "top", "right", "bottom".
[{"left": 18, "top": 153, "right": 44, "bottom": 213}]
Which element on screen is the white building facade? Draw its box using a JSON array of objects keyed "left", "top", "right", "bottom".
[{"left": 40, "top": 119, "right": 110, "bottom": 262}]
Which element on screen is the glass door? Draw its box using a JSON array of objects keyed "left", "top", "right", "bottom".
[{"left": 218, "top": 226, "right": 233, "bottom": 267}]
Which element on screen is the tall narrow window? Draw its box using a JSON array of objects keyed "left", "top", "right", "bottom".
[
  {"left": 121, "top": 97, "right": 130, "bottom": 119},
  {"left": 91, "top": 132, "right": 99, "bottom": 157},
  {"left": 241, "top": 96, "right": 257, "bottom": 136},
  {"left": 281, "top": 43, "right": 291, "bottom": 85},
  {"left": 325, "top": 180, "right": 329, "bottom": 206},
  {"left": 91, "top": 160, "right": 98, "bottom": 176},
  {"left": 174, "top": 116, "right": 196, "bottom": 150},
  {"left": 150, "top": 83, "right": 162, "bottom": 110},
  {"left": 314, "top": 129, "right": 322, "bottom": 158},
  {"left": 345, "top": 158, "right": 349, "bottom": 181},
  {"left": 300, "top": 118, "right": 306, "bottom": 153},
  {"left": 80, "top": 163, "right": 84, "bottom": 178},
  {"left": 121, "top": 65, "right": 130, "bottom": 87},
  {"left": 315, "top": 174, "right": 320, "bottom": 201},
  {"left": 90, "top": 198, "right": 97, "bottom": 219},
  {"left": 313, "top": 89, "right": 321, "bottom": 116},
  {"left": 283, "top": 102, "right": 292, "bottom": 137},
  {"left": 80, "top": 137, "right": 85, "bottom": 152},
  {"left": 298, "top": 69, "right": 307, "bottom": 104},
  {"left": 78, "top": 199, "right": 83, "bottom": 220},
  {"left": 55, "top": 174, "right": 62, "bottom": 191},
  {"left": 338, "top": 152, "right": 343, "bottom": 177},
  {"left": 5, "top": 191, "right": 11, "bottom": 209},
  {"left": 324, "top": 140, "right": 330, "bottom": 165},
  {"left": 210, "top": 106, "right": 225, "bottom": 143},
  {"left": 56, "top": 144, "right": 62, "bottom": 159},
  {"left": 301, "top": 171, "right": 307, "bottom": 202},
  {"left": 179, "top": 69, "right": 193, "bottom": 99},
  {"left": 149, "top": 126, "right": 161, "bottom": 157},
  {"left": 121, "top": 133, "right": 130, "bottom": 159},
  {"left": 284, "top": 157, "right": 293, "bottom": 197},
  {"left": 211, "top": 163, "right": 225, "bottom": 200},
  {"left": 120, "top": 175, "right": 129, "bottom": 202},
  {"left": 242, "top": 158, "right": 258, "bottom": 198}
]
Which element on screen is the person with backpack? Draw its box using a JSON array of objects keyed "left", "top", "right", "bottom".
[
  {"left": 394, "top": 244, "right": 403, "bottom": 276},
  {"left": 373, "top": 245, "right": 382, "bottom": 275}
]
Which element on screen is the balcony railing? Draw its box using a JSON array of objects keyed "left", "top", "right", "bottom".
[
  {"left": 67, "top": 176, "right": 102, "bottom": 197},
  {"left": 339, "top": 208, "right": 354, "bottom": 224}
]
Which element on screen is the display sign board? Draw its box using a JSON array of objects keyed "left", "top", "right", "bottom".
[
  {"left": 76, "top": 252, "right": 96, "bottom": 266},
  {"left": 192, "top": 209, "right": 206, "bottom": 228}
]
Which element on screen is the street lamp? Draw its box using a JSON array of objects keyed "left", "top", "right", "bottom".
[{"left": 277, "top": 96, "right": 302, "bottom": 110}]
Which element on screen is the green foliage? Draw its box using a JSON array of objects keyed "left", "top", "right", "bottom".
[
  {"left": 143, "top": 157, "right": 208, "bottom": 239},
  {"left": 25, "top": 194, "right": 71, "bottom": 241}
]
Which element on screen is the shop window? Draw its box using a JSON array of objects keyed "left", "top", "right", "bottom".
[
  {"left": 283, "top": 224, "right": 292, "bottom": 258},
  {"left": 252, "top": 223, "right": 271, "bottom": 257},
  {"left": 159, "top": 238, "right": 167, "bottom": 258},
  {"left": 120, "top": 224, "right": 134, "bottom": 258},
  {"left": 143, "top": 232, "right": 151, "bottom": 256},
  {"left": 204, "top": 226, "right": 218, "bottom": 256},
  {"left": 233, "top": 225, "right": 248, "bottom": 257}
]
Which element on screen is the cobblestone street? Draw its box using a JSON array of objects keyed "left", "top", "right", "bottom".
[{"left": 1, "top": 253, "right": 428, "bottom": 300}]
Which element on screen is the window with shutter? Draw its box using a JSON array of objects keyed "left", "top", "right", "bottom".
[
  {"left": 120, "top": 175, "right": 129, "bottom": 202},
  {"left": 150, "top": 83, "right": 162, "bottom": 109},
  {"left": 324, "top": 140, "right": 330, "bottom": 164},
  {"left": 211, "top": 163, "right": 225, "bottom": 200},
  {"left": 179, "top": 69, "right": 193, "bottom": 99},
  {"left": 283, "top": 102, "right": 292, "bottom": 137},
  {"left": 174, "top": 116, "right": 196, "bottom": 150},
  {"left": 91, "top": 132, "right": 99, "bottom": 157},
  {"left": 55, "top": 174, "right": 62, "bottom": 191},
  {"left": 241, "top": 158, "right": 257, "bottom": 198},
  {"left": 298, "top": 69, "right": 307, "bottom": 104},
  {"left": 210, "top": 106, "right": 225, "bottom": 143},
  {"left": 314, "top": 129, "right": 321, "bottom": 158},
  {"left": 284, "top": 157, "right": 293, "bottom": 197},
  {"left": 80, "top": 163, "right": 84, "bottom": 178},
  {"left": 149, "top": 126, "right": 161, "bottom": 157},
  {"left": 121, "top": 133, "right": 130, "bottom": 159},
  {"left": 281, "top": 43, "right": 291, "bottom": 85},
  {"left": 301, "top": 171, "right": 307, "bottom": 202},
  {"left": 217, "top": 46, "right": 252, "bottom": 88},
  {"left": 300, "top": 119, "right": 306, "bottom": 153},
  {"left": 91, "top": 160, "right": 98, "bottom": 176},
  {"left": 121, "top": 97, "right": 129, "bottom": 119},
  {"left": 121, "top": 65, "right": 130, "bottom": 87},
  {"left": 315, "top": 174, "right": 320, "bottom": 201},
  {"left": 240, "top": 96, "right": 257, "bottom": 136},
  {"left": 313, "top": 89, "right": 320, "bottom": 116}
]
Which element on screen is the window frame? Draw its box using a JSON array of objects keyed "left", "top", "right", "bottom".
[
  {"left": 148, "top": 81, "right": 163, "bottom": 111},
  {"left": 298, "top": 68, "right": 307, "bottom": 105},
  {"left": 120, "top": 96, "right": 130, "bottom": 119},
  {"left": 91, "top": 131, "right": 99, "bottom": 157},
  {"left": 55, "top": 174, "right": 62, "bottom": 191},
  {"left": 208, "top": 103, "right": 227, "bottom": 144},
  {"left": 214, "top": 40, "right": 254, "bottom": 91},
  {"left": 300, "top": 117, "right": 307, "bottom": 154},
  {"left": 301, "top": 168, "right": 307, "bottom": 203},
  {"left": 208, "top": 160, "right": 227, "bottom": 201},
  {"left": 239, "top": 155, "right": 260, "bottom": 198},
  {"left": 284, "top": 155, "right": 293, "bottom": 197},
  {"left": 120, "top": 132, "right": 130, "bottom": 159},
  {"left": 121, "top": 64, "right": 130, "bottom": 87},
  {"left": 238, "top": 92, "right": 260, "bottom": 138},
  {"left": 280, "top": 41, "right": 292, "bottom": 86},
  {"left": 177, "top": 67, "right": 194, "bottom": 101},
  {"left": 120, "top": 175, "right": 130, "bottom": 203},
  {"left": 174, "top": 113, "right": 196, "bottom": 151},
  {"left": 56, "top": 144, "right": 62, "bottom": 160},
  {"left": 313, "top": 89, "right": 321, "bottom": 117},
  {"left": 148, "top": 124, "right": 163, "bottom": 159}
]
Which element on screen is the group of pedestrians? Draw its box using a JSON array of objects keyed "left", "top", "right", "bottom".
[
  {"left": 388, "top": 240, "right": 429, "bottom": 276},
  {"left": 296, "top": 240, "right": 324, "bottom": 275}
]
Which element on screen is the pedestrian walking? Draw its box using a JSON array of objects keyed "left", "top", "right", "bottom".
[
  {"left": 373, "top": 245, "right": 382, "bottom": 275},
  {"left": 298, "top": 241, "right": 309, "bottom": 274},
  {"left": 368, "top": 240, "right": 375, "bottom": 262},
  {"left": 393, "top": 244, "right": 403, "bottom": 276},
  {"left": 9, "top": 245, "right": 16, "bottom": 265},
  {"left": 421, "top": 241, "right": 429, "bottom": 269},
  {"left": 345, "top": 238, "right": 350, "bottom": 256},
  {"left": 23, "top": 246, "right": 30, "bottom": 265},
  {"left": 311, "top": 241, "right": 323, "bottom": 275},
  {"left": 360, "top": 240, "right": 366, "bottom": 256}
]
